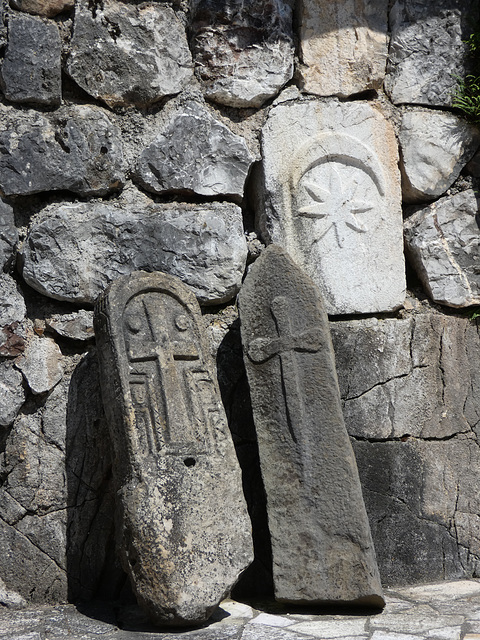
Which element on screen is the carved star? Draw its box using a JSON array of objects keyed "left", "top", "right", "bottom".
[{"left": 296, "top": 167, "right": 373, "bottom": 248}]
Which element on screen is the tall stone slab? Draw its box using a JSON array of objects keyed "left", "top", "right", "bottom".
[
  {"left": 297, "top": 0, "right": 388, "bottom": 97},
  {"left": 259, "top": 99, "right": 405, "bottom": 315},
  {"left": 238, "top": 245, "right": 384, "bottom": 606},
  {"left": 94, "top": 271, "right": 253, "bottom": 626}
]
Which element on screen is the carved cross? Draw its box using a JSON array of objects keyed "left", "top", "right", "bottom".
[
  {"left": 129, "top": 298, "right": 199, "bottom": 449},
  {"left": 247, "top": 295, "right": 323, "bottom": 441}
]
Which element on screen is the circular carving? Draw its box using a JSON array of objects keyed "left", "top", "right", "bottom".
[{"left": 175, "top": 314, "right": 189, "bottom": 331}]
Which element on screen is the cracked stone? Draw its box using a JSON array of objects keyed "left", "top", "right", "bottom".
[
  {"left": 0, "top": 274, "right": 26, "bottom": 358},
  {"left": 399, "top": 110, "right": 480, "bottom": 203},
  {"left": 0, "top": 361, "right": 24, "bottom": 426},
  {"left": 21, "top": 200, "right": 247, "bottom": 306},
  {"left": 16, "top": 335, "right": 63, "bottom": 395},
  {"left": 45, "top": 310, "right": 94, "bottom": 342},
  {"left": 404, "top": 189, "right": 480, "bottom": 308},
  {"left": 385, "top": 0, "right": 479, "bottom": 106},
  {"left": 0, "top": 13, "right": 61, "bottom": 106},
  {"left": 0, "top": 103, "right": 124, "bottom": 198},
  {"left": 135, "top": 101, "right": 254, "bottom": 199},
  {"left": 67, "top": 0, "right": 193, "bottom": 108},
  {"left": 297, "top": 0, "right": 388, "bottom": 97},
  {"left": 189, "top": 0, "right": 294, "bottom": 108}
]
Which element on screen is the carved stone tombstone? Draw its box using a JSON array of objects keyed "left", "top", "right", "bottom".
[
  {"left": 259, "top": 99, "right": 405, "bottom": 315},
  {"left": 238, "top": 245, "right": 384, "bottom": 606},
  {"left": 94, "top": 271, "right": 253, "bottom": 626}
]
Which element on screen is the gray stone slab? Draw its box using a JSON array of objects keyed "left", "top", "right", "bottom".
[
  {"left": 21, "top": 200, "right": 247, "bottom": 306},
  {"left": 404, "top": 189, "right": 480, "bottom": 307},
  {"left": 10, "top": 0, "right": 73, "bottom": 16},
  {"left": 259, "top": 98, "right": 405, "bottom": 315},
  {"left": 0, "top": 360, "right": 24, "bottom": 426},
  {"left": 297, "top": 0, "right": 388, "bottom": 97},
  {"left": 0, "top": 198, "right": 18, "bottom": 270},
  {"left": 398, "top": 110, "right": 480, "bottom": 203},
  {"left": 189, "top": 0, "right": 294, "bottom": 107},
  {"left": 238, "top": 245, "right": 383, "bottom": 606},
  {"left": 46, "top": 310, "right": 94, "bottom": 342},
  {"left": 67, "top": 0, "right": 192, "bottom": 108},
  {"left": 0, "top": 104, "right": 124, "bottom": 197},
  {"left": 15, "top": 335, "right": 63, "bottom": 395},
  {"left": 94, "top": 271, "right": 253, "bottom": 626},
  {"left": 385, "top": 0, "right": 479, "bottom": 106},
  {"left": 135, "top": 101, "right": 254, "bottom": 199},
  {"left": 0, "top": 13, "right": 61, "bottom": 106}
]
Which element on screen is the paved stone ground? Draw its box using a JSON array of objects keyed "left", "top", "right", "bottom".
[{"left": 0, "top": 580, "right": 479, "bottom": 640}]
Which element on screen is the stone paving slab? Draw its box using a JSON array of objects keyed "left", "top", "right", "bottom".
[{"left": 0, "top": 580, "right": 479, "bottom": 639}]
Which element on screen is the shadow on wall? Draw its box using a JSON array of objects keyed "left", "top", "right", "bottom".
[{"left": 65, "top": 351, "right": 128, "bottom": 604}]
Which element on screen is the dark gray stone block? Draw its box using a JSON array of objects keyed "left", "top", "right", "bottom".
[
  {"left": 0, "top": 198, "right": 18, "bottom": 269},
  {"left": 0, "top": 13, "right": 61, "bottom": 105},
  {"left": 238, "top": 245, "right": 384, "bottom": 606},
  {"left": 94, "top": 271, "right": 253, "bottom": 626}
]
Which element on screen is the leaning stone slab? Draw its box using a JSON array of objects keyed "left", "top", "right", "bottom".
[
  {"left": 21, "top": 200, "right": 247, "bottom": 306},
  {"left": 259, "top": 99, "right": 405, "bottom": 315},
  {"left": 385, "top": 0, "right": 479, "bottom": 106},
  {"left": 0, "top": 13, "right": 61, "bottom": 106},
  {"left": 135, "top": 102, "right": 254, "bottom": 199},
  {"left": 297, "top": 0, "right": 388, "bottom": 97},
  {"left": 189, "top": 0, "right": 294, "bottom": 108},
  {"left": 399, "top": 110, "right": 480, "bottom": 203},
  {"left": 404, "top": 189, "right": 480, "bottom": 307},
  {"left": 94, "top": 271, "right": 253, "bottom": 625},
  {"left": 238, "top": 245, "right": 383, "bottom": 606},
  {"left": 67, "top": 0, "right": 192, "bottom": 108},
  {"left": 0, "top": 104, "right": 124, "bottom": 197}
]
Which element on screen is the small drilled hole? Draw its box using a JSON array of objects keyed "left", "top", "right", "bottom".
[{"left": 184, "top": 457, "right": 196, "bottom": 467}]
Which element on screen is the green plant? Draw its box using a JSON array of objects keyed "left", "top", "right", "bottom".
[
  {"left": 453, "top": 24, "right": 480, "bottom": 122},
  {"left": 462, "top": 306, "right": 480, "bottom": 321}
]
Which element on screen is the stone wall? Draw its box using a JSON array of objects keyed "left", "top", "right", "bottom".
[{"left": 0, "top": 0, "right": 479, "bottom": 606}]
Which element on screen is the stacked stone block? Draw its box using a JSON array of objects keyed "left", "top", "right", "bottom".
[{"left": 0, "top": 0, "right": 479, "bottom": 610}]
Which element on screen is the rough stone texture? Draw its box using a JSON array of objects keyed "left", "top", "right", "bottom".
[
  {"left": 0, "top": 104, "right": 124, "bottom": 197},
  {"left": 0, "top": 13, "right": 61, "bottom": 106},
  {"left": 0, "top": 0, "right": 6, "bottom": 48},
  {"left": 238, "top": 245, "right": 383, "bottom": 606},
  {"left": 297, "top": 0, "right": 388, "bottom": 98},
  {"left": 67, "top": 0, "right": 193, "bottom": 108},
  {"left": 0, "top": 355, "right": 116, "bottom": 604},
  {"left": 385, "top": 0, "right": 479, "bottom": 106},
  {"left": 189, "top": 0, "right": 294, "bottom": 108},
  {"left": 330, "top": 313, "right": 480, "bottom": 441},
  {"left": 0, "top": 274, "right": 26, "bottom": 358},
  {"left": 21, "top": 200, "right": 247, "bottom": 306},
  {"left": 399, "top": 110, "right": 480, "bottom": 203},
  {"left": 15, "top": 334, "right": 63, "bottom": 394},
  {"left": 404, "top": 189, "right": 480, "bottom": 308},
  {"left": 46, "top": 310, "right": 94, "bottom": 342},
  {"left": 135, "top": 102, "right": 254, "bottom": 199},
  {"left": 10, "top": 0, "right": 73, "bottom": 17},
  {"left": 0, "top": 199, "right": 18, "bottom": 270},
  {"left": 94, "top": 271, "right": 253, "bottom": 626},
  {"left": 259, "top": 99, "right": 405, "bottom": 315},
  {"left": 0, "top": 361, "right": 25, "bottom": 426},
  {"left": 354, "top": 436, "right": 480, "bottom": 586}
]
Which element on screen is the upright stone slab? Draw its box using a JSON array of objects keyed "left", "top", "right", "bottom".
[
  {"left": 94, "top": 271, "right": 253, "bottom": 626},
  {"left": 259, "top": 99, "right": 405, "bottom": 315},
  {"left": 238, "top": 245, "right": 384, "bottom": 606}
]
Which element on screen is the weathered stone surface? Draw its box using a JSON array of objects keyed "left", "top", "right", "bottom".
[
  {"left": 94, "top": 271, "right": 253, "bottom": 626},
  {"left": 10, "top": 0, "right": 73, "bottom": 17},
  {"left": 16, "top": 335, "right": 63, "bottom": 394},
  {"left": 259, "top": 99, "right": 405, "bottom": 315},
  {"left": 0, "top": 0, "right": 7, "bottom": 47},
  {"left": 297, "top": 0, "right": 388, "bottom": 97},
  {"left": 330, "top": 313, "right": 480, "bottom": 441},
  {"left": 189, "top": 0, "right": 294, "bottom": 108},
  {"left": 385, "top": 0, "right": 479, "bottom": 106},
  {"left": 67, "top": 0, "right": 192, "bottom": 108},
  {"left": 399, "top": 110, "right": 480, "bottom": 203},
  {"left": 0, "top": 104, "right": 124, "bottom": 197},
  {"left": 0, "top": 199, "right": 18, "bottom": 270},
  {"left": 21, "top": 200, "right": 247, "bottom": 306},
  {"left": 354, "top": 435, "right": 480, "bottom": 586},
  {"left": 238, "top": 245, "right": 383, "bottom": 606},
  {"left": 135, "top": 102, "right": 254, "bottom": 199},
  {"left": 0, "top": 13, "right": 61, "bottom": 106},
  {"left": 0, "top": 360, "right": 25, "bottom": 426},
  {"left": 46, "top": 310, "right": 94, "bottom": 342},
  {"left": 0, "top": 273, "right": 26, "bottom": 358},
  {"left": 404, "top": 189, "right": 480, "bottom": 307}
]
